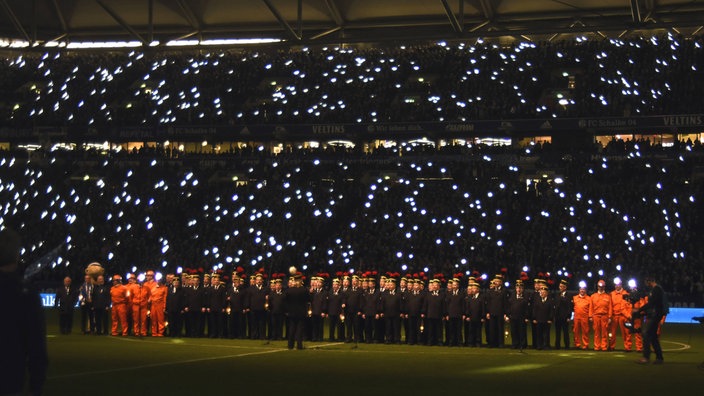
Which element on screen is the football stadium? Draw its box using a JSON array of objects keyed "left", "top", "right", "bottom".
[{"left": 2, "top": 1, "right": 704, "bottom": 394}]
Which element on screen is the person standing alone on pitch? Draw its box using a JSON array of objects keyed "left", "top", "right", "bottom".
[{"left": 636, "top": 275, "right": 667, "bottom": 364}]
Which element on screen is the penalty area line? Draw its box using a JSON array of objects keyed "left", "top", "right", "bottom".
[{"left": 47, "top": 348, "right": 286, "bottom": 380}]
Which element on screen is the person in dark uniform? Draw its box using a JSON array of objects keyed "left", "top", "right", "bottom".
[
  {"left": 183, "top": 275, "right": 203, "bottom": 337},
  {"left": 399, "top": 276, "right": 410, "bottom": 342},
  {"left": 55, "top": 276, "right": 78, "bottom": 334},
  {"left": 343, "top": 275, "right": 364, "bottom": 343},
  {"left": 285, "top": 271, "right": 309, "bottom": 350},
  {"left": 464, "top": 280, "right": 485, "bottom": 347},
  {"left": 1, "top": 228, "right": 48, "bottom": 396},
  {"left": 268, "top": 278, "right": 286, "bottom": 340},
  {"left": 248, "top": 273, "right": 269, "bottom": 340},
  {"left": 166, "top": 276, "right": 184, "bottom": 337},
  {"left": 381, "top": 278, "right": 402, "bottom": 344},
  {"left": 507, "top": 280, "right": 530, "bottom": 349},
  {"left": 201, "top": 274, "right": 212, "bottom": 337},
  {"left": 326, "top": 278, "right": 344, "bottom": 341},
  {"left": 226, "top": 274, "right": 246, "bottom": 339},
  {"left": 91, "top": 275, "right": 110, "bottom": 335},
  {"left": 532, "top": 285, "right": 554, "bottom": 350},
  {"left": 485, "top": 276, "right": 508, "bottom": 348},
  {"left": 362, "top": 278, "right": 380, "bottom": 343},
  {"left": 309, "top": 276, "right": 327, "bottom": 342},
  {"left": 423, "top": 279, "right": 444, "bottom": 346},
  {"left": 445, "top": 278, "right": 464, "bottom": 347},
  {"left": 405, "top": 279, "right": 424, "bottom": 345},
  {"left": 554, "top": 279, "right": 574, "bottom": 350},
  {"left": 208, "top": 275, "right": 226, "bottom": 338},
  {"left": 529, "top": 278, "right": 547, "bottom": 348}
]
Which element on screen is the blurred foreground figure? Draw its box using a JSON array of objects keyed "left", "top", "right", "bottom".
[{"left": 0, "top": 228, "right": 48, "bottom": 395}]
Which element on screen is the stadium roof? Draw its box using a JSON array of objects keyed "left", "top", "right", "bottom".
[{"left": 2, "top": 0, "right": 704, "bottom": 48}]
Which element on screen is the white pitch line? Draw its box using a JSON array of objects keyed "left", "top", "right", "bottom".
[{"left": 48, "top": 348, "right": 286, "bottom": 380}]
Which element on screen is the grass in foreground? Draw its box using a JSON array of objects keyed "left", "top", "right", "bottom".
[{"left": 44, "top": 320, "right": 704, "bottom": 395}]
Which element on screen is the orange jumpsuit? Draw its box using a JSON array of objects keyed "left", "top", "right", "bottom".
[
  {"left": 590, "top": 291, "right": 612, "bottom": 351},
  {"left": 110, "top": 284, "right": 129, "bottom": 336},
  {"left": 609, "top": 288, "right": 632, "bottom": 351},
  {"left": 572, "top": 293, "right": 592, "bottom": 349},
  {"left": 130, "top": 285, "right": 151, "bottom": 336},
  {"left": 150, "top": 284, "right": 167, "bottom": 336}
]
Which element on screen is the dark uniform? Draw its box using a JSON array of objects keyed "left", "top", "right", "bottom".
[
  {"left": 310, "top": 285, "right": 327, "bottom": 342},
  {"left": 166, "top": 280, "right": 184, "bottom": 337},
  {"left": 553, "top": 281, "right": 574, "bottom": 349},
  {"left": 464, "top": 285, "right": 485, "bottom": 347},
  {"left": 326, "top": 284, "right": 344, "bottom": 341},
  {"left": 532, "top": 288, "right": 554, "bottom": 350},
  {"left": 226, "top": 279, "right": 246, "bottom": 338},
  {"left": 247, "top": 280, "right": 268, "bottom": 340},
  {"left": 445, "top": 284, "right": 464, "bottom": 347},
  {"left": 208, "top": 280, "right": 227, "bottom": 338},
  {"left": 507, "top": 282, "right": 530, "bottom": 349},
  {"left": 405, "top": 282, "right": 424, "bottom": 345},
  {"left": 268, "top": 283, "right": 286, "bottom": 340},
  {"left": 285, "top": 276, "right": 309, "bottom": 350},
  {"left": 362, "top": 285, "right": 380, "bottom": 343},
  {"left": 343, "top": 281, "right": 364, "bottom": 343},
  {"left": 485, "top": 279, "right": 509, "bottom": 348},
  {"left": 91, "top": 279, "right": 111, "bottom": 335},
  {"left": 423, "top": 281, "right": 444, "bottom": 346},
  {"left": 55, "top": 279, "right": 78, "bottom": 335},
  {"left": 381, "top": 283, "right": 402, "bottom": 344}
]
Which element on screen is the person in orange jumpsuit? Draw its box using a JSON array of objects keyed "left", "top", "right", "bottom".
[
  {"left": 572, "top": 283, "right": 592, "bottom": 350},
  {"left": 609, "top": 278, "right": 631, "bottom": 351},
  {"left": 130, "top": 277, "right": 151, "bottom": 336},
  {"left": 590, "top": 279, "right": 613, "bottom": 351},
  {"left": 125, "top": 274, "right": 139, "bottom": 335},
  {"left": 143, "top": 270, "right": 159, "bottom": 335},
  {"left": 110, "top": 275, "right": 129, "bottom": 336},
  {"left": 150, "top": 278, "right": 168, "bottom": 336}
]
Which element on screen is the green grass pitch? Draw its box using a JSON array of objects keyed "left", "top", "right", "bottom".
[{"left": 44, "top": 312, "right": 704, "bottom": 395}]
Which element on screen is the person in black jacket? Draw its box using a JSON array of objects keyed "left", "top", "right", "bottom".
[
  {"left": 268, "top": 279, "right": 286, "bottom": 340},
  {"left": 423, "top": 279, "right": 444, "bottom": 346},
  {"left": 0, "top": 228, "right": 48, "bottom": 396},
  {"left": 445, "top": 278, "right": 464, "bottom": 347},
  {"left": 485, "top": 276, "right": 508, "bottom": 348},
  {"left": 636, "top": 275, "right": 666, "bottom": 364},
  {"left": 464, "top": 280, "right": 485, "bottom": 347},
  {"left": 362, "top": 278, "right": 380, "bottom": 343},
  {"left": 326, "top": 278, "right": 344, "bottom": 341},
  {"left": 55, "top": 276, "right": 78, "bottom": 334},
  {"left": 532, "top": 286, "right": 554, "bottom": 350},
  {"left": 405, "top": 279, "right": 425, "bottom": 345},
  {"left": 208, "top": 275, "right": 227, "bottom": 338},
  {"left": 342, "top": 275, "right": 364, "bottom": 343},
  {"left": 166, "top": 276, "right": 184, "bottom": 337},
  {"left": 285, "top": 272, "right": 309, "bottom": 350},
  {"left": 381, "top": 278, "right": 402, "bottom": 344},
  {"left": 507, "top": 280, "right": 530, "bottom": 349},
  {"left": 91, "top": 275, "right": 111, "bottom": 335},
  {"left": 248, "top": 273, "right": 268, "bottom": 340},
  {"left": 553, "top": 279, "right": 574, "bottom": 350},
  {"left": 226, "top": 275, "right": 246, "bottom": 339}
]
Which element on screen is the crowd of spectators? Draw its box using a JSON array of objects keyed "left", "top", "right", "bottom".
[
  {"left": 1, "top": 33, "right": 703, "bottom": 127},
  {"left": 1, "top": 139, "right": 702, "bottom": 305}
]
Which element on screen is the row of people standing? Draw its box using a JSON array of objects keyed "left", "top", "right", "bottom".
[{"left": 94, "top": 270, "right": 665, "bottom": 353}]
